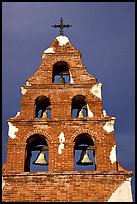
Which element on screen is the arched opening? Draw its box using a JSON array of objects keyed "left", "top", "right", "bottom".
[
  {"left": 74, "top": 133, "right": 96, "bottom": 171},
  {"left": 35, "top": 95, "right": 51, "bottom": 118},
  {"left": 52, "top": 61, "right": 70, "bottom": 84},
  {"left": 24, "top": 134, "right": 48, "bottom": 172},
  {"left": 71, "top": 95, "right": 88, "bottom": 118}
]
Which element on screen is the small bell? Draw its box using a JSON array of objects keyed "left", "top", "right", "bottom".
[
  {"left": 58, "top": 74, "right": 66, "bottom": 84},
  {"left": 41, "top": 110, "right": 48, "bottom": 118},
  {"left": 76, "top": 150, "right": 93, "bottom": 165},
  {"left": 33, "top": 146, "right": 48, "bottom": 165},
  {"left": 77, "top": 108, "right": 84, "bottom": 118}
]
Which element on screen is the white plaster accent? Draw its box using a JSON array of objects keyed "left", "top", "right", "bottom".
[
  {"left": 15, "top": 111, "right": 20, "bottom": 117},
  {"left": 70, "top": 73, "right": 74, "bottom": 83},
  {"left": 87, "top": 104, "right": 94, "bottom": 117},
  {"left": 58, "top": 132, "right": 65, "bottom": 154},
  {"left": 44, "top": 47, "right": 55, "bottom": 53},
  {"left": 109, "top": 145, "right": 116, "bottom": 164},
  {"left": 56, "top": 35, "right": 69, "bottom": 46},
  {"left": 2, "top": 177, "right": 5, "bottom": 190},
  {"left": 26, "top": 81, "right": 31, "bottom": 86},
  {"left": 103, "top": 109, "right": 107, "bottom": 117},
  {"left": 103, "top": 117, "right": 115, "bottom": 133},
  {"left": 58, "top": 132, "right": 65, "bottom": 143},
  {"left": 21, "top": 87, "right": 27, "bottom": 95},
  {"left": 8, "top": 122, "right": 19, "bottom": 139},
  {"left": 11, "top": 111, "right": 20, "bottom": 119},
  {"left": 58, "top": 143, "right": 64, "bottom": 154},
  {"left": 90, "top": 83, "right": 102, "bottom": 99},
  {"left": 108, "top": 178, "right": 133, "bottom": 202}
]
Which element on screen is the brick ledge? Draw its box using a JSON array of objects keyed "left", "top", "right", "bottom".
[{"left": 2, "top": 170, "right": 133, "bottom": 177}]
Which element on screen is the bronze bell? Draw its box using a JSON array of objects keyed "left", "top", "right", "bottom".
[
  {"left": 58, "top": 74, "right": 66, "bottom": 84},
  {"left": 76, "top": 150, "right": 93, "bottom": 165},
  {"left": 33, "top": 146, "right": 48, "bottom": 165},
  {"left": 41, "top": 110, "right": 48, "bottom": 118},
  {"left": 77, "top": 108, "right": 84, "bottom": 118}
]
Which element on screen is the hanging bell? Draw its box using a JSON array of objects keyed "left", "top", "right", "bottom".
[
  {"left": 58, "top": 75, "right": 66, "bottom": 84},
  {"left": 76, "top": 150, "right": 93, "bottom": 165},
  {"left": 41, "top": 110, "right": 48, "bottom": 118},
  {"left": 77, "top": 108, "right": 84, "bottom": 118},
  {"left": 33, "top": 146, "right": 48, "bottom": 165}
]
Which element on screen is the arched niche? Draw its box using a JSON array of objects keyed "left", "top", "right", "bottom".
[
  {"left": 74, "top": 133, "right": 96, "bottom": 171},
  {"left": 34, "top": 95, "right": 51, "bottom": 118},
  {"left": 24, "top": 134, "right": 48, "bottom": 172},
  {"left": 71, "top": 95, "right": 88, "bottom": 118},
  {"left": 52, "top": 61, "right": 70, "bottom": 84}
]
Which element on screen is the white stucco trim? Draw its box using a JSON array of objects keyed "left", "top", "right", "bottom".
[
  {"left": 56, "top": 36, "right": 69, "bottom": 46},
  {"left": 15, "top": 111, "right": 20, "bottom": 117},
  {"left": 11, "top": 111, "right": 20, "bottom": 119},
  {"left": 2, "top": 177, "right": 5, "bottom": 190},
  {"left": 87, "top": 104, "right": 94, "bottom": 117},
  {"left": 26, "top": 81, "right": 31, "bottom": 86},
  {"left": 90, "top": 83, "right": 102, "bottom": 99},
  {"left": 103, "top": 109, "right": 107, "bottom": 117},
  {"left": 70, "top": 73, "right": 74, "bottom": 83},
  {"left": 44, "top": 47, "right": 55, "bottom": 53},
  {"left": 58, "top": 132, "right": 65, "bottom": 154},
  {"left": 8, "top": 122, "right": 19, "bottom": 139},
  {"left": 107, "top": 177, "right": 133, "bottom": 202},
  {"left": 21, "top": 87, "right": 27, "bottom": 95},
  {"left": 103, "top": 117, "right": 115, "bottom": 133},
  {"left": 109, "top": 145, "right": 116, "bottom": 164}
]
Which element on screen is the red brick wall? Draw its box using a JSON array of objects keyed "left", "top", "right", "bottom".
[
  {"left": 20, "top": 86, "right": 103, "bottom": 118},
  {"left": 2, "top": 172, "right": 131, "bottom": 202},
  {"left": 3, "top": 120, "right": 117, "bottom": 173}
]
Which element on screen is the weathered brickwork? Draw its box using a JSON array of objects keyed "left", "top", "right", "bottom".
[
  {"left": 2, "top": 172, "right": 131, "bottom": 202},
  {"left": 3, "top": 121, "right": 117, "bottom": 173},
  {"left": 2, "top": 35, "right": 133, "bottom": 202}
]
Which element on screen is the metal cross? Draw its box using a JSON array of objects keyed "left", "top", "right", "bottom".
[{"left": 52, "top": 18, "right": 71, "bottom": 35}]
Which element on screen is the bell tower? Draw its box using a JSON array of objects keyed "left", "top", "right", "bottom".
[{"left": 2, "top": 18, "right": 133, "bottom": 202}]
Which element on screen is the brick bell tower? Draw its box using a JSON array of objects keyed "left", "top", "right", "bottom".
[{"left": 2, "top": 18, "right": 133, "bottom": 202}]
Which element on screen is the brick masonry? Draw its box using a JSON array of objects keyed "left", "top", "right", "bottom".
[
  {"left": 2, "top": 171, "right": 131, "bottom": 202},
  {"left": 2, "top": 35, "right": 133, "bottom": 202}
]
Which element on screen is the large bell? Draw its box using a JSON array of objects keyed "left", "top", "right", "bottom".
[
  {"left": 33, "top": 146, "right": 48, "bottom": 165},
  {"left": 58, "top": 75, "right": 66, "bottom": 84},
  {"left": 76, "top": 150, "right": 93, "bottom": 165}
]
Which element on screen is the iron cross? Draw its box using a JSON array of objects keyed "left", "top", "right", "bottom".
[{"left": 52, "top": 18, "right": 71, "bottom": 35}]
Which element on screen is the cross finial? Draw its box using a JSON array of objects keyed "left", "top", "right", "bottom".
[{"left": 52, "top": 18, "right": 71, "bottom": 35}]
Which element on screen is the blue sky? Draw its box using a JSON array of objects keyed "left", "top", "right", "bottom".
[{"left": 2, "top": 2, "right": 135, "bottom": 201}]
